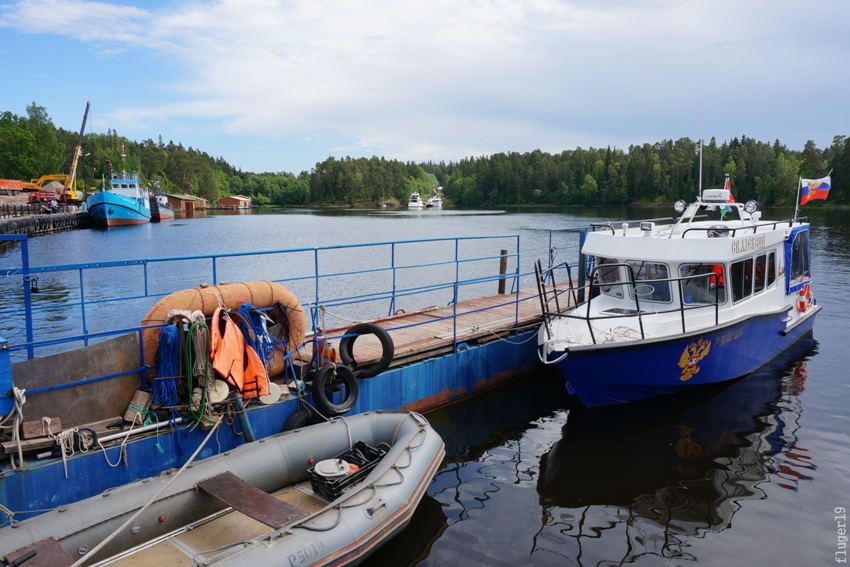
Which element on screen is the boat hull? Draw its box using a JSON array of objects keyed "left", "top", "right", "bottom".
[
  {"left": 87, "top": 191, "right": 151, "bottom": 227},
  {"left": 549, "top": 307, "right": 819, "bottom": 408},
  {"left": 150, "top": 206, "right": 174, "bottom": 222}
]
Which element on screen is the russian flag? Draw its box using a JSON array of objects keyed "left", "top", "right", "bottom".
[
  {"left": 800, "top": 176, "right": 831, "bottom": 205},
  {"left": 721, "top": 175, "right": 734, "bottom": 217}
]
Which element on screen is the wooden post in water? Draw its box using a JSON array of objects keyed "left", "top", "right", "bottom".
[{"left": 498, "top": 249, "right": 507, "bottom": 294}]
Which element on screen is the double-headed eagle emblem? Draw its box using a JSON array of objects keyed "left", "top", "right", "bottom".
[{"left": 678, "top": 338, "right": 711, "bottom": 382}]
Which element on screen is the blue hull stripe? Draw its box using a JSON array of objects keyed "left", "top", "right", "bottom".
[{"left": 558, "top": 309, "right": 818, "bottom": 408}]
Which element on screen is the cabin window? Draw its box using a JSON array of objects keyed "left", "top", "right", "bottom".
[
  {"left": 595, "top": 256, "right": 625, "bottom": 298},
  {"left": 728, "top": 249, "right": 777, "bottom": 302},
  {"left": 731, "top": 258, "right": 755, "bottom": 302},
  {"left": 767, "top": 252, "right": 776, "bottom": 287},
  {"left": 754, "top": 254, "right": 766, "bottom": 293},
  {"left": 789, "top": 230, "right": 811, "bottom": 286},
  {"left": 753, "top": 252, "right": 775, "bottom": 293},
  {"left": 679, "top": 263, "right": 726, "bottom": 304},
  {"left": 625, "top": 261, "right": 671, "bottom": 303}
]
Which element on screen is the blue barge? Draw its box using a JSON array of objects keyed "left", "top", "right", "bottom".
[{"left": 0, "top": 232, "right": 560, "bottom": 521}]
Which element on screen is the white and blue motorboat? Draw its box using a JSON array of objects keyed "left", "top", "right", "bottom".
[
  {"left": 535, "top": 189, "right": 820, "bottom": 408},
  {"left": 87, "top": 158, "right": 151, "bottom": 227}
]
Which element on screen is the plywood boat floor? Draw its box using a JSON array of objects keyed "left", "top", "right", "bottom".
[{"left": 96, "top": 482, "right": 325, "bottom": 566}]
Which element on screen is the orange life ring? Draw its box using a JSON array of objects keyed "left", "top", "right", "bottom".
[
  {"left": 141, "top": 281, "right": 305, "bottom": 377},
  {"left": 796, "top": 284, "right": 811, "bottom": 313}
]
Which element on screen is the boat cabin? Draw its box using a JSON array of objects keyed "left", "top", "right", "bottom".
[{"left": 576, "top": 189, "right": 812, "bottom": 325}]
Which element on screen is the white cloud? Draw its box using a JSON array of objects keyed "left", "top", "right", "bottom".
[{"left": 1, "top": 0, "right": 848, "bottom": 172}]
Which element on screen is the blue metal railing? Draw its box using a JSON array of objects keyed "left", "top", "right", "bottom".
[
  {"left": 0, "top": 233, "right": 559, "bottom": 358},
  {"left": 0, "top": 228, "right": 589, "bottom": 401}
]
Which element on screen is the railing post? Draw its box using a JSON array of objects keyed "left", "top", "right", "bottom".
[
  {"left": 20, "top": 236, "right": 35, "bottom": 360},
  {"left": 79, "top": 268, "right": 89, "bottom": 346},
  {"left": 389, "top": 242, "right": 397, "bottom": 316},
  {"left": 577, "top": 230, "right": 587, "bottom": 303},
  {"left": 497, "top": 249, "right": 507, "bottom": 294},
  {"left": 313, "top": 248, "right": 321, "bottom": 331}
]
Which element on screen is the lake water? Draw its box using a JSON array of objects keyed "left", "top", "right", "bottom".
[{"left": 5, "top": 205, "right": 849, "bottom": 566}]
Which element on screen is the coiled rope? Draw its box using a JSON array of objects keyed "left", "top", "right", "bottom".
[
  {"left": 152, "top": 324, "right": 181, "bottom": 408},
  {"left": 0, "top": 387, "right": 26, "bottom": 470}
]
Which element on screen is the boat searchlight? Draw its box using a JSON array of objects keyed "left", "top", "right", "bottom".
[{"left": 674, "top": 200, "right": 687, "bottom": 214}]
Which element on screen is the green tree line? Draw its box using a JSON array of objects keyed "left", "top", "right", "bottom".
[{"left": 2, "top": 103, "right": 847, "bottom": 207}]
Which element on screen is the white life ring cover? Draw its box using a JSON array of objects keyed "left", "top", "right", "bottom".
[
  {"left": 208, "top": 379, "right": 230, "bottom": 404},
  {"left": 258, "top": 381, "right": 281, "bottom": 405}
]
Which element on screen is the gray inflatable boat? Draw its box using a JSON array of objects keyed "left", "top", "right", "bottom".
[{"left": 0, "top": 410, "right": 444, "bottom": 566}]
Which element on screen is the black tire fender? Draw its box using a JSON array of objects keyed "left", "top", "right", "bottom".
[
  {"left": 339, "top": 323, "right": 394, "bottom": 379},
  {"left": 282, "top": 408, "right": 311, "bottom": 431},
  {"left": 311, "top": 363, "right": 359, "bottom": 417}
]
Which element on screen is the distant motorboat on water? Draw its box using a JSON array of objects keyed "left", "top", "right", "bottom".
[
  {"left": 425, "top": 193, "right": 442, "bottom": 209},
  {"left": 408, "top": 191, "right": 425, "bottom": 209}
]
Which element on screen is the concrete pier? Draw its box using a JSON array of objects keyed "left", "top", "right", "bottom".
[{"left": 0, "top": 210, "right": 90, "bottom": 236}]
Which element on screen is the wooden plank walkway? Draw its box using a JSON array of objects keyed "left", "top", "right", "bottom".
[{"left": 297, "top": 286, "right": 546, "bottom": 372}]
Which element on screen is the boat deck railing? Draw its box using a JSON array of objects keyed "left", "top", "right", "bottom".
[{"left": 535, "top": 259, "right": 722, "bottom": 344}]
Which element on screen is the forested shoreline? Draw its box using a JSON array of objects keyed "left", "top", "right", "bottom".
[{"left": 2, "top": 103, "right": 846, "bottom": 207}]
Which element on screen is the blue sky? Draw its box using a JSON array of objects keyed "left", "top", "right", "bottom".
[{"left": 1, "top": 0, "right": 847, "bottom": 175}]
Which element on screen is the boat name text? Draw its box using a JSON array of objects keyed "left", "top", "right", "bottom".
[
  {"left": 714, "top": 327, "right": 743, "bottom": 348},
  {"left": 288, "top": 541, "right": 326, "bottom": 567},
  {"left": 731, "top": 235, "right": 766, "bottom": 255}
]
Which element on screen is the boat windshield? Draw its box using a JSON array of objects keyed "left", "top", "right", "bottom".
[
  {"left": 595, "top": 257, "right": 671, "bottom": 303},
  {"left": 625, "top": 260, "right": 671, "bottom": 303}
]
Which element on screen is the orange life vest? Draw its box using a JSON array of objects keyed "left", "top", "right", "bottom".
[
  {"left": 711, "top": 264, "right": 725, "bottom": 286},
  {"left": 210, "top": 307, "right": 269, "bottom": 399}
]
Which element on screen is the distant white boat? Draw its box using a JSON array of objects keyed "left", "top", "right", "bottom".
[
  {"left": 425, "top": 194, "right": 442, "bottom": 209},
  {"left": 424, "top": 186, "right": 443, "bottom": 209},
  {"left": 408, "top": 191, "right": 425, "bottom": 209}
]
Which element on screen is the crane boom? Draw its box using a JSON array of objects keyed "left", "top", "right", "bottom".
[{"left": 63, "top": 101, "right": 91, "bottom": 202}]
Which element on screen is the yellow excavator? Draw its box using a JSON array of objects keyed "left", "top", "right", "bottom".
[{"left": 21, "top": 102, "right": 91, "bottom": 203}]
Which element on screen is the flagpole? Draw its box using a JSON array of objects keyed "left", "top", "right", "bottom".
[
  {"left": 698, "top": 114, "right": 703, "bottom": 196},
  {"left": 794, "top": 176, "right": 801, "bottom": 219}
]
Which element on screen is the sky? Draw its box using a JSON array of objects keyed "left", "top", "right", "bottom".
[{"left": 1, "top": 0, "right": 848, "bottom": 175}]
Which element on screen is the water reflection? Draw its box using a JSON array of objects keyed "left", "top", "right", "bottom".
[
  {"left": 533, "top": 334, "right": 818, "bottom": 564},
  {"left": 360, "top": 494, "right": 448, "bottom": 567},
  {"left": 360, "top": 367, "right": 568, "bottom": 567}
]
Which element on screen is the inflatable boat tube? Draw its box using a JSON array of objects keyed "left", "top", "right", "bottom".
[
  {"left": 339, "top": 323, "right": 394, "bottom": 378},
  {"left": 141, "top": 281, "right": 305, "bottom": 378}
]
